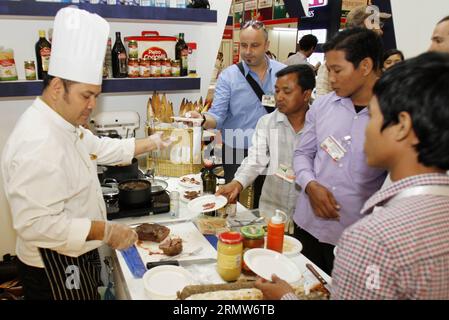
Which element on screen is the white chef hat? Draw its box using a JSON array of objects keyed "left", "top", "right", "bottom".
[{"left": 48, "top": 6, "right": 110, "bottom": 85}]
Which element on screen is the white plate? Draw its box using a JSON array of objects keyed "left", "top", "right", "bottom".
[
  {"left": 333, "top": 246, "right": 338, "bottom": 256},
  {"left": 187, "top": 194, "right": 227, "bottom": 213},
  {"left": 243, "top": 248, "right": 301, "bottom": 283},
  {"left": 264, "top": 235, "right": 302, "bottom": 257},
  {"left": 178, "top": 174, "right": 202, "bottom": 188},
  {"left": 143, "top": 265, "right": 196, "bottom": 300},
  {"left": 135, "top": 221, "right": 217, "bottom": 264}
]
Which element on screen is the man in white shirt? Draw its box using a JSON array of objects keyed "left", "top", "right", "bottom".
[
  {"left": 283, "top": 34, "right": 319, "bottom": 71},
  {"left": 1, "top": 8, "right": 171, "bottom": 300},
  {"left": 216, "top": 64, "right": 316, "bottom": 221}
]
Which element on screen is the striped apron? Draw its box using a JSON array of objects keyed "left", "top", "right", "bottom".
[{"left": 38, "top": 248, "right": 102, "bottom": 300}]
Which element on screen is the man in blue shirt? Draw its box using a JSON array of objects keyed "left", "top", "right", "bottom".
[{"left": 189, "top": 20, "right": 285, "bottom": 207}]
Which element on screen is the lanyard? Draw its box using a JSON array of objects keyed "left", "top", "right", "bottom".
[{"left": 387, "top": 185, "right": 449, "bottom": 206}]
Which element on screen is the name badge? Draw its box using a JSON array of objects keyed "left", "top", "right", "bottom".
[
  {"left": 320, "top": 135, "right": 347, "bottom": 162},
  {"left": 262, "top": 94, "right": 276, "bottom": 107},
  {"left": 275, "top": 164, "right": 295, "bottom": 183}
]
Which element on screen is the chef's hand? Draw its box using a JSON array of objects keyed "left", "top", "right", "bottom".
[
  {"left": 103, "top": 222, "right": 138, "bottom": 250},
  {"left": 147, "top": 132, "right": 173, "bottom": 151},
  {"left": 255, "top": 274, "right": 295, "bottom": 300},
  {"left": 305, "top": 181, "right": 340, "bottom": 219},
  {"left": 216, "top": 180, "right": 243, "bottom": 203}
]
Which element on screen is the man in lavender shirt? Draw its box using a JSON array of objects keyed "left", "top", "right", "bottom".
[{"left": 292, "top": 28, "right": 387, "bottom": 275}]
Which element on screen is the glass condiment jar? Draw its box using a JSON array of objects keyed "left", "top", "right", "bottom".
[
  {"left": 217, "top": 231, "right": 243, "bottom": 282},
  {"left": 127, "top": 58, "right": 140, "bottom": 78},
  {"left": 240, "top": 225, "right": 265, "bottom": 275}
]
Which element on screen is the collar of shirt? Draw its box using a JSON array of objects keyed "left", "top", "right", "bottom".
[
  {"left": 361, "top": 173, "right": 449, "bottom": 214},
  {"left": 33, "top": 97, "right": 78, "bottom": 139},
  {"left": 275, "top": 109, "right": 304, "bottom": 135},
  {"left": 330, "top": 92, "right": 369, "bottom": 115}
]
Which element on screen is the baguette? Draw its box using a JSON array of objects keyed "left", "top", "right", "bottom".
[
  {"left": 177, "top": 281, "right": 329, "bottom": 300},
  {"left": 177, "top": 281, "right": 256, "bottom": 300}
]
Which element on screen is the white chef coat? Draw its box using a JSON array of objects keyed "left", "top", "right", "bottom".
[
  {"left": 234, "top": 109, "right": 303, "bottom": 219},
  {"left": 1, "top": 97, "right": 135, "bottom": 268}
]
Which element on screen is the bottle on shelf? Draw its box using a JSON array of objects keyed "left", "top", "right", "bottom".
[
  {"left": 175, "top": 33, "right": 189, "bottom": 76},
  {"left": 111, "top": 32, "right": 128, "bottom": 78},
  {"left": 103, "top": 37, "right": 112, "bottom": 79},
  {"left": 266, "top": 210, "right": 287, "bottom": 253},
  {"left": 35, "top": 30, "right": 51, "bottom": 80}
]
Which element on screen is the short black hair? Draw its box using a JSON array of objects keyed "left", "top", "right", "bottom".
[
  {"left": 42, "top": 74, "right": 77, "bottom": 92},
  {"left": 275, "top": 64, "right": 316, "bottom": 91},
  {"left": 438, "top": 15, "right": 449, "bottom": 24},
  {"left": 299, "top": 34, "right": 318, "bottom": 51},
  {"left": 373, "top": 51, "right": 449, "bottom": 170},
  {"left": 383, "top": 49, "right": 404, "bottom": 63},
  {"left": 323, "top": 27, "right": 383, "bottom": 71}
]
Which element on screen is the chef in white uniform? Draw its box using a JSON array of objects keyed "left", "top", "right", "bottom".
[{"left": 1, "top": 7, "right": 171, "bottom": 300}]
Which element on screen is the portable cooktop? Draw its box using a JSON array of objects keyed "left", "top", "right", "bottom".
[
  {"left": 106, "top": 190, "right": 170, "bottom": 220},
  {"left": 101, "top": 168, "right": 171, "bottom": 220}
]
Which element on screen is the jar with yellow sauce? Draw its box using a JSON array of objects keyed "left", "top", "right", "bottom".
[{"left": 217, "top": 231, "right": 243, "bottom": 282}]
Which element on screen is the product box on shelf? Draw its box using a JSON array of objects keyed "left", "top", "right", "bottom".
[{"left": 124, "top": 31, "right": 177, "bottom": 61}]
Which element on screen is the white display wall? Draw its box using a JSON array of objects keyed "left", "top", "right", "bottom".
[{"left": 0, "top": 0, "right": 232, "bottom": 257}]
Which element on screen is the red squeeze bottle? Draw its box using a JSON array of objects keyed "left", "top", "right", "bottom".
[{"left": 266, "top": 210, "right": 287, "bottom": 253}]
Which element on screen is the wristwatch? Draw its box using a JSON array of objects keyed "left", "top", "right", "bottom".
[{"left": 200, "top": 113, "right": 206, "bottom": 127}]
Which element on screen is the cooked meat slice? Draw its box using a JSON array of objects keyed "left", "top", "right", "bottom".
[
  {"left": 136, "top": 223, "right": 170, "bottom": 242},
  {"left": 159, "top": 238, "right": 183, "bottom": 256},
  {"left": 202, "top": 202, "right": 215, "bottom": 210}
]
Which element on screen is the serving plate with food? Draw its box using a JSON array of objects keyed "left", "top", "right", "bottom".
[
  {"left": 178, "top": 174, "right": 202, "bottom": 188},
  {"left": 134, "top": 221, "right": 216, "bottom": 264},
  {"left": 187, "top": 195, "right": 228, "bottom": 213}
]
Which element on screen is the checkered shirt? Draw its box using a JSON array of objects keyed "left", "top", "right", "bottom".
[{"left": 331, "top": 173, "right": 449, "bottom": 299}]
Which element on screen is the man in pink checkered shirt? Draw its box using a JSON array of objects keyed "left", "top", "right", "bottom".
[{"left": 256, "top": 51, "right": 449, "bottom": 300}]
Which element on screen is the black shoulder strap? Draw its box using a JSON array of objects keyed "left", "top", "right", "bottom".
[{"left": 237, "top": 62, "right": 274, "bottom": 114}]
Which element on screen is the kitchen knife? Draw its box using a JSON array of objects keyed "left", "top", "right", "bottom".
[
  {"left": 146, "top": 258, "right": 216, "bottom": 270},
  {"left": 305, "top": 263, "right": 331, "bottom": 294},
  {"left": 146, "top": 260, "right": 180, "bottom": 269}
]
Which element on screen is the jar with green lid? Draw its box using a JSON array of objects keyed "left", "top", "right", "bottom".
[
  {"left": 24, "top": 61, "right": 36, "bottom": 80},
  {"left": 240, "top": 225, "right": 265, "bottom": 275},
  {"left": 217, "top": 231, "right": 243, "bottom": 282},
  {"left": 128, "top": 40, "right": 138, "bottom": 59}
]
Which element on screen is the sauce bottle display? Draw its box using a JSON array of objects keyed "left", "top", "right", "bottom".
[
  {"left": 112, "top": 32, "right": 128, "bottom": 78},
  {"left": 266, "top": 210, "right": 287, "bottom": 253},
  {"left": 35, "top": 30, "right": 51, "bottom": 80},
  {"left": 175, "top": 33, "right": 189, "bottom": 77}
]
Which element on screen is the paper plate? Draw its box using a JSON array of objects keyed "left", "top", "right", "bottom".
[
  {"left": 143, "top": 265, "right": 196, "bottom": 300},
  {"left": 264, "top": 235, "right": 303, "bottom": 257},
  {"left": 178, "top": 174, "right": 202, "bottom": 188},
  {"left": 243, "top": 248, "right": 301, "bottom": 283},
  {"left": 187, "top": 195, "right": 228, "bottom": 213}
]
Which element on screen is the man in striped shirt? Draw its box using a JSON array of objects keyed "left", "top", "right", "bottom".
[{"left": 256, "top": 51, "right": 449, "bottom": 300}]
